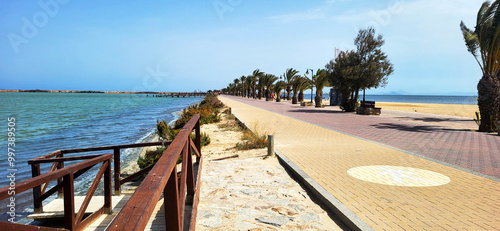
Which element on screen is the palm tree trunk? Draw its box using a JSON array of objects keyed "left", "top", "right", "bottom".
[
  {"left": 315, "top": 91, "right": 322, "bottom": 108},
  {"left": 298, "top": 91, "right": 304, "bottom": 102},
  {"left": 292, "top": 90, "right": 298, "bottom": 104},
  {"left": 286, "top": 86, "right": 291, "bottom": 100},
  {"left": 477, "top": 74, "right": 500, "bottom": 132}
]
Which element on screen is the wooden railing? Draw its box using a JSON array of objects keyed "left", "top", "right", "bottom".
[
  {"left": 0, "top": 153, "right": 113, "bottom": 231},
  {"left": 28, "top": 140, "right": 174, "bottom": 214},
  {"left": 108, "top": 114, "right": 202, "bottom": 231},
  {"left": 0, "top": 114, "right": 202, "bottom": 231}
]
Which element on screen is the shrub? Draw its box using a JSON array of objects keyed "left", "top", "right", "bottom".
[
  {"left": 236, "top": 129, "right": 267, "bottom": 150},
  {"left": 137, "top": 146, "right": 167, "bottom": 169},
  {"left": 141, "top": 94, "right": 221, "bottom": 171},
  {"left": 174, "top": 95, "right": 224, "bottom": 129},
  {"left": 157, "top": 120, "right": 179, "bottom": 140},
  {"left": 191, "top": 132, "right": 210, "bottom": 147}
]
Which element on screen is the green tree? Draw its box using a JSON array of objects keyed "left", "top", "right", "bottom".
[
  {"left": 284, "top": 68, "right": 300, "bottom": 100},
  {"left": 233, "top": 78, "right": 241, "bottom": 96},
  {"left": 326, "top": 27, "right": 393, "bottom": 112},
  {"left": 261, "top": 74, "right": 278, "bottom": 101},
  {"left": 291, "top": 76, "right": 309, "bottom": 104},
  {"left": 245, "top": 75, "right": 252, "bottom": 98},
  {"left": 239, "top": 75, "right": 246, "bottom": 97},
  {"left": 251, "top": 69, "right": 263, "bottom": 99},
  {"left": 460, "top": 1, "right": 500, "bottom": 132},
  {"left": 311, "top": 69, "right": 330, "bottom": 107},
  {"left": 326, "top": 51, "right": 360, "bottom": 111},
  {"left": 274, "top": 80, "right": 287, "bottom": 102},
  {"left": 355, "top": 28, "right": 394, "bottom": 102},
  {"left": 298, "top": 74, "right": 311, "bottom": 102}
]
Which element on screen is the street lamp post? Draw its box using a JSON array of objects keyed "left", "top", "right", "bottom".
[{"left": 306, "top": 69, "right": 314, "bottom": 103}]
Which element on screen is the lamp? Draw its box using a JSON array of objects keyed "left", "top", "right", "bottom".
[{"left": 306, "top": 69, "right": 314, "bottom": 103}]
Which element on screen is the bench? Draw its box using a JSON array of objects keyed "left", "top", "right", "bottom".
[
  {"left": 360, "top": 101, "right": 375, "bottom": 108},
  {"left": 357, "top": 101, "right": 381, "bottom": 115}
]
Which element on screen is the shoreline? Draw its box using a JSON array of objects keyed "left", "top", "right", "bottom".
[
  {"left": 0, "top": 89, "right": 206, "bottom": 94},
  {"left": 120, "top": 101, "right": 200, "bottom": 176}
]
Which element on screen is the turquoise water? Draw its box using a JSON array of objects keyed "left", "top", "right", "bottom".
[{"left": 0, "top": 92, "right": 202, "bottom": 221}]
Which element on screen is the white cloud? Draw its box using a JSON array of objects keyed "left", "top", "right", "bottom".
[{"left": 268, "top": 8, "right": 327, "bottom": 24}]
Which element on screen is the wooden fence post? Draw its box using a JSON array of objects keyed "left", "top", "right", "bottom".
[
  {"left": 195, "top": 120, "right": 201, "bottom": 162},
  {"left": 104, "top": 159, "right": 112, "bottom": 214},
  {"left": 114, "top": 148, "right": 121, "bottom": 196},
  {"left": 31, "top": 164, "right": 42, "bottom": 213},
  {"left": 164, "top": 168, "right": 181, "bottom": 231},
  {"left": 64, "top": 173, "right": 75, "bottom": 231}
]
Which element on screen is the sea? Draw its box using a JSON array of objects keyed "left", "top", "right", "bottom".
[{"left": 0, "top": 92, "right": 202, "bottom": 223}]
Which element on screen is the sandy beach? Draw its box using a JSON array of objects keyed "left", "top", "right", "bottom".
[{"left": 375, "top": 102, "right": 478, "bottom": 119}]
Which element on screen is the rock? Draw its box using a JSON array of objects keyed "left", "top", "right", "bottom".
[
  {"left": 289, "top": 204, "right": 305, "bottom": 212},
  {"left": 258, "top": 194, "right": 276, "bottom": 200},
  {"left": 237, "top": 208, "right": 261, "bottom": 221},
  {"left": 271, "top": 199, "right": 290, "bottom": 205},
  {"left": 255, "top": 216, "right": 290, "bottom": 227},
  {"left": 235, "top": 221, "right": 260, "bottom": 230},
  {"left": 275, "top": 179, "right": 289, "bottom": 184},
  {"left": 197, "top": 210, "right": 213, "bottom": 218},
  {"left": 199, "top": 217, "right": 222, "bottom": 229},
  {"left": 272, "top": 207, "right": 298, "bottom": 216},
  {"left": 241, "top": 189, "right": 261, "bottom": 195},
  {"left": 299, "top": 213, "right": 320, "bottom": 222}
]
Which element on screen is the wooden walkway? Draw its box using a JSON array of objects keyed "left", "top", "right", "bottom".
[{"left": 83, "top": 194, "right": 170, "bottom": 231}]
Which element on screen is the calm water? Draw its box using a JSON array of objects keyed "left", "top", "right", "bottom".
[
  {"left": 301, "top": 93, "right": 478, "bottom": 105},
  {"left": 0, "top": 92, "right": 201, "bottom": 222}
]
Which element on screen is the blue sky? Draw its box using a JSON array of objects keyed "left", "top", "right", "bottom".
[{"left": 0, "top": 0, "right": 484, "bottom": 95}]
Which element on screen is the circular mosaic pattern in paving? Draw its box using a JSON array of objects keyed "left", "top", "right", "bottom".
[{"left": 347, "top": 165, "right": 451, "bottom": 187}]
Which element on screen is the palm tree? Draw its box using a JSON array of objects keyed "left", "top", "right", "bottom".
[
  {"left": 284, "top": 68, "right": 300, "bottom": 100},
  {"left": 298, "top": 77, "right": 311, "bottom": 103},
  {"left": 261, "top": 74, "right": 278, "bottom": 101},
  {"left": 291, "top": 77, "right": 309, "bottom": 104},
  {"left": 245, "top": 75, "right": 252, "bottom": 98},
  {"left": 239, "top": 75, "right": 246, "bottom": 97},
  {"left": 274, "top": 80, "right": 287, "bottom": 102},
  {"left": 312, "top": 69, "right": 330, "bottom": 107},
  {"left": 257, "top": 75, "right": 264, "bottom": 100},
  {"left": 461, "top": 1, "right": 500, "bottom": 132},
  {"left": 233, "top": 78, "right": 241, "bottom": 96},
  {"left": 251, "top": 69, "right": 263, "bottom": 99}
]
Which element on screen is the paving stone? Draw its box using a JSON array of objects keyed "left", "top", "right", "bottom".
[
  {"left": 299, "top": 213, "right": 320, "bottom": 222},
  {"left": 255, "top": 216, "right": 290, "bottom": 227},
  {"left": 199, "top": 217, "right": 222, "bottom": 229}
]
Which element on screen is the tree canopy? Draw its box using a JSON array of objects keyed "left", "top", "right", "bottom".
[{"left": 326, "top": 27, "right": 393, "bottom": 111}]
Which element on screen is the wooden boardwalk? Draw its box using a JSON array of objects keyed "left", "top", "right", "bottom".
[
  {"left": 84, "top": 195, "right": 170, "bottom": 231},
  {"left": 28, "top": 191, "right": 174, "bottom": 230}
]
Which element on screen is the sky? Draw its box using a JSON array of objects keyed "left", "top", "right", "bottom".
[{"left": 0, "top": 0, "right": 485, "bottom": 95}]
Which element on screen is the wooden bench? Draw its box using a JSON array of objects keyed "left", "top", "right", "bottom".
[
  {"left": 357, "top": 101, "right": 381, "bottom": 115},
  {"left": 361, "top": 101, "right": 376, "bottom": 108}
]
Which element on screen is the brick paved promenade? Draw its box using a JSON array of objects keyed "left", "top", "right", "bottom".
[{"left": 220, "top": 95, "right": 500, "bottom": 230}]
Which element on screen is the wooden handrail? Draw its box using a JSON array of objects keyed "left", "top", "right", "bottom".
[
  {"left": 28, "top": 141, "right": 172, "bottom": 162},
  {"left": 108, "top": 114, "right": 202, "bottom": 231},
  {"left": 0, "top": 154, "right": 113, "bottom": 231},
  {"left": 0, "top": 154, "right": 112, "bottom": 200}
]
